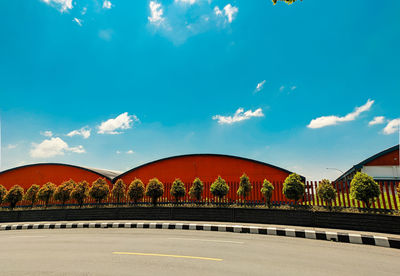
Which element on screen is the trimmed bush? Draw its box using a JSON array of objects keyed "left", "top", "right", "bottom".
[
  {"left": 260, "top": 179, "right": 274, "bottom": 207},
  {"left": 170, "top": 178, "right": 186, "bottom": 204},
  {"left": 128, "top": 178, "right": 145, "bottom": 204},
  {"left": 317, "top": 179, "right": 336, "bottom": 206},
  {"left": 89, "top": 178, "right": 110, "bottom": 205},
  {"left": 350, "top": 172, "right": 381, "bottom": 208},
  {"left": 24, "top": 184, "right": 40, "bottom": 208},
  {"left": 237, "top": 173, "right": 252, "bottom": 204},
  {"left": 71, "top": 181, "right": 89, "bottom": 208},
  {"left": 282, "top": 173, "right": 305, "bottom": 204},
  {"left": 210, "top": 176, "right": 229, "bottom": 202},
  {"left": 4, "top": 185, "right": 24, "bottom": 210},
  {"left": 112, "top": 179, "right": 126, "bottom": 204},
  {"left": 189, "top": 177, "right": 204, "bottom": 202},
  {"left": 38, "top": 182, "right": 56, "bottom": 208},
  {"left": 146, "top": 178, "right": 164, "bottom": 206},
  {"left": 54, "top": 179, "right": 75, "bottom": 207},
  {"left": 0, "top": 184, "right": 7, "bottom": 206}
]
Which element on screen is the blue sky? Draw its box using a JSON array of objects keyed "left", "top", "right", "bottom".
[{"left": 0, "top": 0, "right": 399, "bottom": 180}]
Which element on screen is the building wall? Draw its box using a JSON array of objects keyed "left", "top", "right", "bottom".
[
  {"left": 117, "top": 155, "right": 292, "bottom": 185},
  {"left": 361, "top": 166, "right": 400, "bottom": 180},
  {"left": 0, "top": 164, "right": 112, "bottom": 190},
  {"left": 364, "top": 148, "right": 399, "bottom": 166}
]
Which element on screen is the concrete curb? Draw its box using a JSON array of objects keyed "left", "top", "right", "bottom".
[{"left": 1, "top": 221, "right": 399, "bottom": 250}]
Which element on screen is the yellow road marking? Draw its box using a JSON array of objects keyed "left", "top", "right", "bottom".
[{"left": 113, "top": 252, "right": 223, "bottom": 261}]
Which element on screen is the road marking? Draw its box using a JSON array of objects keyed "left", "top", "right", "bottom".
[
  {"left": 168, "top": 237, "right": 244, "bottom": 244},
  {"left": 112, "top": 252, "right": 223, "bottom": 261}
]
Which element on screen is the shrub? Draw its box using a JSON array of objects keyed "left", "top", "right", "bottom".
[
  {"left": 112, "top": 179, "right": 126, "bottom": 204},
  {"left": 317, "top": 179, "right": 336, "bottom": 206},
  {"left": 4, "top": 185, "right": 24, "bottom": 210},
  {"left": 146, "top": 178, "right": 164, "bottom": 206},
  {"left": 0, "top": 184, "right": 7, "bottom": 206},
  {"left": 282, "top": 173, "right": 305, "bottom": 204},
  {"left": 170, "top": 178, "right": 186, "bottom": 204},
  {"left": 350, "top": 172, "right": 381, "bottom": 208},
  {"left": 89, "top": 178, "right": 110, "bottom": 205},
  {"left": 189, "top": 177, "right": 204, "bottom": 202},
  {"left": 71, "top": 181, "right": 89, "bottom": 208},
  {"left": 24, "top": 184, "right": 40, "bottom": 208},
  {"left": 128, "top": 178, "right": 145, "bottom": 204},
  {"left": 38, "top": 182, "right": 56, "bottom": 208},
  {"left": 210, "top": 176, "right": 229, "bottom": 202},
  {"left": 237, "top": 173, "right": 252, "bottom": 204},
  {"left": 260, "top": 179, "right": 274, "bottom": 207},
  {"left": 54, "top": 179, "right": 75, "bottom": 207}
]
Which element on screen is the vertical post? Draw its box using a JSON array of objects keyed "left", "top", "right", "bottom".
[
  {"left": 390, "top": 181, "right": 398, "bottom": 210},
  {"left": 385, "top": 181, "right": 393, "bottom": 210}
]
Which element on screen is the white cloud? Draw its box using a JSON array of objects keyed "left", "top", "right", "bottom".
[
  {"left": 41, "top": 130, "right": 53, "bottom": 137},
  {"left": 255, "top": 80, "right": 266, "bottom": 92},
  {"left": 223, "top": 4, "right": 238, "bottom": 23},
  {"left": 368, "top": 116, "right": 385, "bottom": 126},
  {"left": 214, "top": 6, "right": 223, "bottom": 16},
  {"left": 383, "top": 118, "right": 400, "bottom": 135},
  {"left": 97, "top": 112, "right": 139, "bottom": 134},
  {"left": 67, "top": 126, "right": 91, "bottom": 139},
  {"left": 6, "top": 144, "right": 17, "bottom": 150},
  {"left": 116, "top": 150, "right": 121, "bottom": 154},
  {"left": 103, "top": 0, "right": 112, "bottom": 9},
  {"left": 175, "top": 0, "right": 197, "bottom": 4},
  {"left": 307, "top": 99, "right": 374, "bottom": 129},
  {"left": 279, "top": 86, "right": 285, "bottom": 92},
  {"left": 126, "top": 150, "right": 134, "bottom": 154},
  {"left": 291, "top": 86, "right": 297, "bottom": 91},
  {"left": 81, "top": 7, "right": 87, "bottom": 15},
  {"left": 213, "top": 108, "right": 264, "bottom": 125},
  {"left": 30, "top": 137, "right": 85, "bottom": 158},
  {"left": 42, "top": 0, "right": 73, "bottom": 12},
  {"left": 148, "top": 1, "right": 165, "bottom": 25},
  {"left": 73, "top": 18, "right": 82, "bottom": 26}
]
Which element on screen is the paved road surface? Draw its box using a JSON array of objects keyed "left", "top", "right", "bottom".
[{"left": 0, "top": 228, "right": 398, "bottom": 275}]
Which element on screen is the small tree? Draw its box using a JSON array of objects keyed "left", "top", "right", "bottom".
[
  {"left": 189, "top": 177, "right": 204, "bottom": 203},
  {"left": 0, "top": 184, "right": 7, "bottom": 206},
  {"left": 4, "top": 185, "right": 24, "bottom": 210},
  {"left": 71, "top": 181, "right": 89, "bottom": 208},
  {"left": 54, "top": 179, "right": 75, "bottom": 207},
  {"left": 260, "top": 179, "right": 274, "bottom": 208},
  {"left": 145, "top": 178, "right": 164, "bottom": 206},
  {"left": 24, "top": 184, "right": 40, "bottom": 208},
  {"left": 237, "top": 173, "right": 252, "bottom": 205},
  {"left": 350, "top": 172, "right": 381, "bottom": 208},
  {"left": 89, "top": 178, "right": 110, "bottom": 205},
  {"left": 317, "top": 179, "right": 336, "bottom": 207},
  {"left": 170, "top": 178, "right": 186, "bottom": 204},
  {"left": 210, "top": 176, "right": 229, "bottom": 202},
  {"left": 282, "top": 173, "right": 305, "bottom": 205},
  {"left": 38, "top": 182, "right": 56, "bottom": 208},
  {"left": 112, "top": 179, "right": 126, "bottom": 204},
  {"left": 127, "top": 178, "right": 145, "bottom": 204}
]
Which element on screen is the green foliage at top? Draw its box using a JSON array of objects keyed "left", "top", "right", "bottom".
[
  {"left": 170, "top": 178, "right": 186, "bottom": 203},
  {"left": 189, "top": 177, "right": 204, "bottom": 201},
  {"left": 54, "top": 179, "right": 75, "bottom": 206},
  {"left": 38, "top": 182, "right": 57, "bottom": 208},
  {"left": 4, "top": 185, "right": 24, "bottom": 210},
  {"left": 350, "top": 172, "right": 381, "bottom": 208},
  {"left": 272, "top": 0, "right": 302, "bottom": 5},
  {"left": 128, "top": 178, "right": 145, "bottom": 204},
  {"left": 260, "top": 179, "right": 274, "bottom": 207},
  {"left": 89, "top": 178, "right": 110, "bottom": 204},
  {"left": 210, "top": 176, "right": 229, "bottom": 200},
  {"left": 71, "top": 181, "right": 89, "bottom": 208},
  {"left": 146, "top": 178, "right": 164, "bottom": 206},
  {"left": 112, "top": 179, "right": 126, "bottom": 203},
  {"left": 0, "top": 184, "right": 7, "bottom": 205},
  {"left": 282, "top": 173, "right": 305, "bottom": 204},
  {"left": 24, "top": 184, "right": 40, "bottom": 207},
  {"left": 317, "top": 179, "right": 336, "bottom": 205},
  {"left": 237, "top": 173, "right": 252, "bottom": 200}
]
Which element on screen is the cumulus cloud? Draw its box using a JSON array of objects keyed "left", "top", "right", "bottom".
[
  {"left": 368, "top": 116, "right": 385, "bottom": 126},
  {"left": 126, "top": 150, "right": 134, "bottom": 154},
  {"left": 175, "top": 0, "right": 197, "bottom": 4},
  {"left": 67, "top": 126, "right": 91, "bottom": 139},
  {"left": 97, "top": 112, "right": 139, "bottom": 135},
  {"left": 255, "top": 80, "right": 266, "bottom": 92},
  {"left": 41, "top": 0, "right": 73, "bottom": 12},
  {"left": 148, "top": 1, "right": 165, "bottom": 25},
  {"left": 41, "top": 130, "right": 53, "bottom": 137},
  {"left": 6, "top": 144, "right": 17, "bottom": 150},
  {"left": 73, "top": 17, "right": 82, "bottom": 26},
  {"left": 213, "top": 108, "right": 264, "bottom": 125},
  {"left": 30, "top": 137, "right": 85, "bottom": 158},
  {"left": 214, "top": 4, "right": 238, "bottom": 23},
  {"left": 307, "top": 99, "right": 374, "bottom": 129},
  {"left": 103, "top": 0, "right": 112, "bottom": 9},
  {"left": 383, "top": 118, "right": 400, "bottom": 135}
]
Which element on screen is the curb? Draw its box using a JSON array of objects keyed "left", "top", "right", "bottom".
[{"left": 1, "top": 221, "right": 399, "bottom": 250}]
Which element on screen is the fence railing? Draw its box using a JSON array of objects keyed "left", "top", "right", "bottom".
[{"left": 2, "top": 180, "right": 399, "bottom": 211}]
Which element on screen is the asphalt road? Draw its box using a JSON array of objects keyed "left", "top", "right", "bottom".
[{"left": 0, "top": 228, "right": 399, "bottom": 276}]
